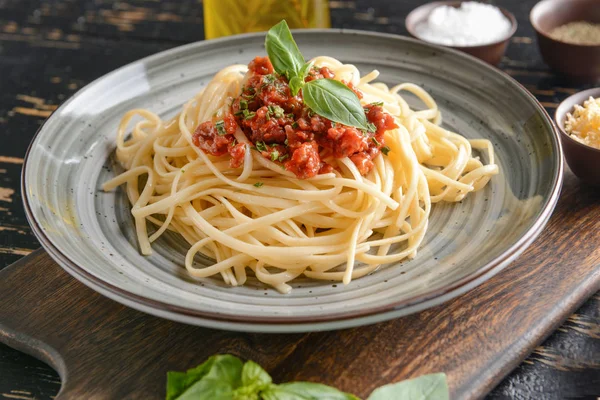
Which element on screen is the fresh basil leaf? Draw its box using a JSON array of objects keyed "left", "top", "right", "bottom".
[
  {"left": 176, "top": 380, "right": 235, "bottom": 400},
  {"left": 206, "top": 355, "right": 244, "bottom": 388},
  {"left": 299, "top": 61, "right": 314, "bottom": 79},
  {"left": 288, "top": 61, "right": 313, "bottom": 96},
  {"left": 260, "top": 382, "right": 359, "bottom": 400},
  {"left": 303, "top": 79, "right": 368, "bottom": 130},
  {"left": 366, "top": 373, "right": 448, "bottom": 400},
  {"left": 166, "top": 356, "right": 216, "bottom": 400},
  {"left": 166, "top": 355, "right": 244, "bottom": 400},
  {"left": 233, "top": 382, "right": 274, "bottom": 400},
  {"left": 289, "top": 76, "right": 305, "bottom": 96},
  {"left": 242, "top": 360, "right": 272, "bottom": 387},
  {"left": 265, "top": 20, "right": 305, "bottom": 79}
]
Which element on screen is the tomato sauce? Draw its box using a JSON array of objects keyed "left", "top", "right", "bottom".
[{"left": 192, "top": 56, "right": 397, "bottom": 179}]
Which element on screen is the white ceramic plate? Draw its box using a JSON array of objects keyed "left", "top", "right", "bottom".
[{"left": 22, "top": 30, "right": 562, "bottom": 332}]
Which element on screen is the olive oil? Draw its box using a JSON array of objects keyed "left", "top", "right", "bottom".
[{"left": 203, "top": 0, "right": 330, "bottom": 39}]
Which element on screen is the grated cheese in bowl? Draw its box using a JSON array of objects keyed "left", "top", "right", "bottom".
[{"left": 564, "top": 96, "right": 600, "bottom": 149}]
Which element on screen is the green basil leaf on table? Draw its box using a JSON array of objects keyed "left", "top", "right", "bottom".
[
  {"left": 175, "top": 380, "right": 236, "bottom": 400},
  {"left": 265, "top": 20, "right": 305, "bottom": 79},
  {"left": 260, "top": 382, "right": 359, "bottom": 400},
  {"left": 166, "top": 356, "right": 216, "bottom": 400},
  {"left": 366, "top": 373, "right": 448, "bottom": 400},
  {"left": 166, "top": 355, "right": 244, "bottom": 400},
  {"left": 303, "top": 79, "right": 368, "bottom": 130},
  {"left": 166, "top": 354, "right": 448, "bottom": 400},
  {"left": 241, "top": 360, "right": 273, "bottom": 387}
]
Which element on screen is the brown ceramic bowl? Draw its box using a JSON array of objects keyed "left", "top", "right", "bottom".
[
  {"left": 530, "top": 0, "right": 600, "bottom": 84},
  {"left": 555, "top": 87, "right": 600, "bottom": 184},
  {"left": 405, "top": 1, "right": 517, "bottom": 65}
]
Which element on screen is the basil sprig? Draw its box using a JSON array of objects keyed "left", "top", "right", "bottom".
[
  {"left": 166, "top": 354, "right": 448, "bottom": 400},
  {"left": 265, "top": 20, "right": 369, "bottom": 131}
]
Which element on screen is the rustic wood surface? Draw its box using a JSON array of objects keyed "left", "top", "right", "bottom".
[
  {"left": 1, "top": 188, "right": 599, "bottom": 399},
  {"left": 0, "top": 0, "right": 599, "bottom": 399}
]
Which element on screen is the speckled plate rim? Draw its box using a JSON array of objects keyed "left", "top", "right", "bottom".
[{"left": 21, "top": 29, "right": 563, "bottom": 332}]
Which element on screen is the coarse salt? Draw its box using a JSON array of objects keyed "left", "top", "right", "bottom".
[{"left": 415, "top": 2, "right": 512, "bottom": 47}]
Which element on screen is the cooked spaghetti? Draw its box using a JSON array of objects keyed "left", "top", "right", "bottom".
[{"left": 103, "top": 55, "right": 498, "bottom": 293}]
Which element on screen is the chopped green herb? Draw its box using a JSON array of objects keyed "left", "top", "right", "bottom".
[
  {"left": 265, "top": 113, "right": 270, "bottom": 121},
  {"left": 242, "top": 87, "right": 256, "bottom": 99},
  {"left": 243, "top": 109, "right": 256, "bottom": 120},
  {"left": 234, "top": 110, "right": 244, "bottom": 116},
  {"left": 253, "top": 182, "right": 264, "bottom": 188},
  {"left": 260, "top": 74, "right": 276, "bottom": 90},
  {"left": 366, "top": 122, "right": 377, "bottom": 133},
  {"left": 381, "top": 146, "right": 391, "bottom": 155},
  {"left": 284, "top": 138, "right": 289, "bottom": 146},
  {"left": 215, "top": 120, "right": 226, "bottom": 135},
  {"left": 270, "top": 149, "right": 280, "bottom": 161},
  {"left": 286, "top": 113, "right": 294, "bottom": 118},
  {"left": 268, "top": 105, "right": 285, "bottom": 119},
  {"left": 278, "top": 153, "right": 289, "bottom": 162},
  {"left": 240, "top": 99, "right": 248, "bottom": 110},
  {"left": 255, "top": 141, "right": 268, "bottom": 152},
  {"left": 371, "top": 137, "right": 381, "bottom": 146},
  {"left": 232, "top": 138, "right": 237, "bottom": 146},
  {"left": 180, "top": 169, "right": 185, "bottom": 173},
  {"left": 265, "top": 74, "right": 276, "bottom": 84},
  {"left": 291, "top": 122, "right": 298, "bottom": 129},
  {"left": 371, "top": 101, "right": 384, "bottom": 106}
]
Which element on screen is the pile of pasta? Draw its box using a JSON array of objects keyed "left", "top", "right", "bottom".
[{"left": 104, "top": 57, "right": 498, "bottom": 293}]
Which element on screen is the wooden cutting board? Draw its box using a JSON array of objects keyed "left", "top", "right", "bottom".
[{"left": 1, "top": 170, "right": 599, "bottom": 400}]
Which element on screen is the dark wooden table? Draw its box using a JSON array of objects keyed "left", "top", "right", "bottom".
[{"left": 0, "top": 1, "right": 598, "bottom": 399}]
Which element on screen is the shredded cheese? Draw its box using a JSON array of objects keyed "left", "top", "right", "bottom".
[{"left": 564, "top": 96, "right": 600, "bottom": 149}]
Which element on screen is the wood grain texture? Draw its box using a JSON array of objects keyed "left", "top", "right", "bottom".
[
  {"left": 1, "top": 0, "right": 599, "bottom": 399},
  {"left": 0, "top": 170, "right": 598, "bottom": 400}
]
